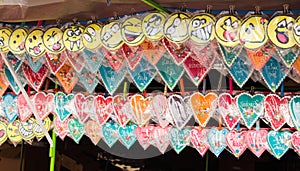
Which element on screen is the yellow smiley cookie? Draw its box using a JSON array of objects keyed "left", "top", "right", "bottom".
[
  {"left": 188, "top": 13, "right": 216, "bottom": 45},
  {"left": 8, "top": 27, "right": 28, "bottom": 55},
  {"left": 239, "top": 16, "right": 268, "bottom": 49},
  {"left": 267, "top": 15, "right": 295, "bottom": 48},
  {"left": 100, "top": 21, "right": 124, "bottom": 50},
  {"left": 293, "top": 16, "right": 300, "bottom": 46},
  {"left": 142, "top": 12, "right": 166, "bottom": 40},
  {"left": 7, "top": 120, "right": 22, "bottom": 145},
  {"left": 82, "top": 23, "right": 102, "bottom": 50},
  {"left": 164, "top": 12, "right": 190, "bottom": 43},
  {"left": 0, "top": 27, "right": 12, "bottom": 53},
  {"left": 63, "top": 25, "right": 85, "bottom": 52},
  {"left": 25, "top": 28, "right": 46, "bottom": 58},
  {"left": 43, "top": 27, "right": 65, "bottom": 54},
  {"left": 215, "top": 15, "right": 241, "bottom": 47},
  {"left": 121, "top": 17, "right": 145, "bottom": 46}
]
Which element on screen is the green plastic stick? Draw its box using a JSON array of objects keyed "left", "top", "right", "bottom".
[
  {"left": 141, "top": 0, "right": 170, "bottom": 14},
  {"left": 49, "top": 130, "right": 56, "bottom": 171}
]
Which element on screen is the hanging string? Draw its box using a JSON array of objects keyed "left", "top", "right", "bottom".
[
  {"left": 229, "top": 78, "right": 233, "bottom": 95},
  {"left": 179, "top": 78, "right": 185, "bottom": 96},
  {"left": 202, "top": 79, "right": 206, "bottom": 95},
  {"left": 280, "top": 82, "right": 284, "bottom": 98},
  {"left": 164, "top": 83, "right": 168, "bottom": 96}
]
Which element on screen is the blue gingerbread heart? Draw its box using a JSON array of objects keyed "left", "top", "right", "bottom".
[
  {"left": 236, "top": 93, "right": 264, "bottom": 129},
  {"left": 25, "top": 53, "right": 45, "bottom": 73},
  {"left": 168, "top": 127, "right": 191, "bottom": 154},
  {"left": 118, "top": 124, "right": 137, "bottom": 149},
  {"left": 156, "top": 53, "right": 184, "bottom": 90},
  {"left": 54, "top": 92, "right": 74, "bottom": 122},
  {"left": 7, "top": 52, "right": 23, "bottom": 71},
  {"left": 277, "top": 46, "right": 300, "bottom": 67},
  {"left": 99, "top": 62, "right": 126, "bottom": 95},
  {"left": 102, "top": 122, "right": 120, "bottom": 148},
  {"left": 219, "top": 44, "right": 243, "bottom": 67},
  {"left": 68, "top": 118, "right": 85, "bottom": 144},
  {"left": 207, "top": 127, "right": 229, "bottom": 157},
  {"left": 2, "top": 94, "right": 18, "bottom": 122},
  {"left": 260, "top": 56, "right": 289, "bottom": 92},
  {"left": 127, "top": 58, "right": 157, "bottom": 92},
  {"left": 289, "top": 96, "right": 300, "bottom": 130},
  {"left": 4, "top": 68, "right": 27, "bottom": 95},
  {"left": 267, "top": 130, "right": 291, "bottom": 159},
  {"left": 77, "top": 68, "right": 99, "bottom": 93},
  {"left": 83, "top": 49, "right": 103, "bottom": 73},
  {"left": 229, "top": 49, "right": 253, "bottom": 88}
]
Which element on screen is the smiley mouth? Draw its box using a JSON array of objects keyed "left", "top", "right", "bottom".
[
  {"left": 19, "top": 42, "right": 25, "bottom": 51},
  {"left": 145, "top": 26, "right": 161, "bottom": 36},
  {"left": 191, "top": 23, "right": 213, "bottom": 41},
  {"left": 223, "top": 30, "right": 237, "bottom": 41},
  {"left": 52, "top": 42, "right": 62, "bottom": 51},
  {"left": 276, "top": 30, "right": 289, "bottom": 44},
  {"left": 70, "top": 40, "right": 80, "bottom": 50},
  {"left": 124, "top": 29, "right": 141, "bottom": 42},
  {"left": 19, "top": 123, "right": 33, "bottom": 138},
  {"left": 29, "top": 43, "right": 42, "bottom": 55}
]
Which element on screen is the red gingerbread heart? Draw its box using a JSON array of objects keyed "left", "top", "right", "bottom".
[{"left": 22, "top": 64, "right": 48, "bottom": 92}]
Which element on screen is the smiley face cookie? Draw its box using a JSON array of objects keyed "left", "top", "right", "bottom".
[
  {"left": 188, "top": 13, "right": 215, "bottom": 45},
  {"left": 100, "top": 21, "right": 124, "bottom": 50},
  {"left": 43, "top": 27, "right": 65, "bottom": 53},
  {"left": 142, "top": 12, "right": 166, "bottom": 40},
  {"left": 215, "top": 15, "right": 241, "bottom": 47},
  {"left": 164, "top": 12, "right": 190, "bottom": 43},
  {"left": 0, "top": 27, "right": 12, "bottom": 53},
  {"left": 8, "top": 27, "right": 28, "bottom": 55},
  {"left": 25, "top": 28, "right": 46, "bottom": 58},
  {"left": 82, "top": 23, "right": 102, "bottom": 50},
  {"left": 267, "top": 15, "right": 295, "bottom": 48},
  {"left": 239, "top": 16, "right": 268, "bottom": 49},
  {"left": 63, "top": 25, "right": 85, "bottom": 52},
  {"left": 121, "top": 17, "right": 145, "bottom": 46},
  {"left": 293, "top": 16, "right": 300, "bottom": 46}
]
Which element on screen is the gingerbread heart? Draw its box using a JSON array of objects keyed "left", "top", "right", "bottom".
[
  {"left": 226, "top": 130, "right": 248, "bottom": 158},
  {"left": 73, "top": 93, "right": 95, "bottom": 123},
  {"left": 148, "top": 126, "right": 171, "bottom": 154},
  {"left": 151, "top": 94, "right": 170, "bottom": 128},
  {"left": 101, "top": 122, "right": 120, "bottom": 148},
  {"left": 291, "top": 131, "right": 300, "bottom": 156},
  {"left": 66, "top": 50, "right": 85, "bottom": 72},
  {"left": 264, "top": 94, "right": 290, "bottom": 131},
  {"left": 122, "top": 44, "right": 143, "bottom": 70},
  {"left": 218, "top": 93, "right": 240, "bottom": 130},
  {"left": 277, "top": 46, "right": 300, "bottom": 67},
  {"left": 0, "top": 73, "right": 9, "bottom": 97},
  {"left": 190, "top": 127, "right": 210, "bottom": 157},
  {"left": 68, "top": 118, "right": 85, "bottom": 144},
  {"left": 33, "top": 92, "right": 54, "bottom": 120},
  {"left": 77, "top": 68, "right": 98, "bottom": 93},
  {"left": 267, "top": 130, "right": 291, "bottom": 159},
  {"left": 163, "top": 38, "right": 191, "bottom": 65},
  {"left": 94, "top": 95, "right": 113, "bottom": 125},
  {"left": 54, "top": 92, "right": 74, "bottom": 122},
  {"left": 55, "top": 63, "right": 78, "bottom": 94},
  {"left": 169, "top": 127, "right": 191, "bottom": 154},
  {"left": 17, "top": 94, "right": 34, "bottom": 122},
  {"left": 289, "top": 96, "right": 300, "bottom": 130},
  {"left": 246, "top": 42, "right": 275, "bottom": 70},
  {"left": 246, "top": 130, "right": 268, "bottom": 158},
  {"left": 45, "top": 51, "right": 67, "bottom": 74},
  {"left": 5, "top": 67, "right": 27, "bottom": 95},
  {"left": 85, "top": 119, "right": 102, "bottom": 145},
  {"left": 25, "top": 53, "right": 45, "bottom": 73},
  {"left": 54, "top": 117, "right": 69, "bottom": 140},
  {"left": 190, "top": 92, "right": 218, "bottom": 127},
  {"left": 118, "top": 124, "right": 138, "bottom": 149},
  {"left": 168, "top": 95, "right": 193, "bottom": 129},
  {"left": 207, "top": 127, "right": 229, "bottom": 157},
  {"left": 82, "top": 49, "right": 103, "bottom": 73},
  {"left": 101, "top": 47, "right": 124, "bottom": 72},
  {"left": 3, "top": 94, "right": 18, "bottom": 122},
  {"left": 130, "top": 94, "right": 152, "bottom": 126},
  {"left": 112, "top": 95, "right": 131, "bottom": 127},
  {"left": 189, "top": 40, "right": 218, "bottom": 65},
  {"left": 293, "top": 56, "right": 300, "bottom": 76},
  {"left": 218, "top": 44, "right": 243, "bottom": 67},
  {"left": 140, "top": 39, "right": 166, "bottom": 65},
  {"left": 135, "top": 125, "right": 155, "bottom": 150},
  {"left": 22, "top": 64, "right": 48, "bottom": 92}
]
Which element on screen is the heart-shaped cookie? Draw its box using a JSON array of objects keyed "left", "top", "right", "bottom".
[
  {"left": 246, "top": 130, "right": 268, "bottom": 158},
  {"left": 101, "top": 47, "right": 124, "bottom": 72},
  {"left": 0, "top": 73, "right": 9, "bottom": 97},
  {"left": 3, "top": 94, "right": 18, "bottom": 123},
  {"left": 33, "top": 92, "right": 54, "bottom": 120},
  {"left": 101, "top": 122, "right": 120, "bottom": 148},
  {"left": 5, "top": 68, "right": 27, "bottom": 95},
  {"left": 218, "top": 44, "right": 243, "bottom": 67},
  {"left": 54, "top": 117, "right": 69, "bottom": 140},
  {"left": 45, "top": 51, "right": 67, "bottom": 74},
  {"left": 135, "top": 125, "right": 155, "bottom": 150},
  {"left": 54, "top": 92, "right": 74, "bottom": 122},
  {"left": 130, "top": 94, "right": 152, "bottom": 126},
  {"left": 267, "top": 130, "right": 291, "bottom": 159},
  {"left": 190, "top": 92, "right": 218, "bottom": 127},
  {"left": 25, "top": 53, "right": 45, "bottom": 73},
  {"left": 168, "top": 95, "right": 193, "bottom": 129},
  {"left": 218, "top": 93, "right": 240, "bottom": 130},
  {"left": 22, "top": 64, "right": 48, "bottom": 92},
  {"left": 189, "top": 40, "right": 218, "bottom": 65},
  {"left": 207, "top": 127, "right": 229, "bottom": 157},
  {"left": 291, "top": 131, "right": 300, "bottom": 156},
  {"left": 169, "top": 127, "right": 191, "bottom": 154},
  {"left": 113, "top": 95, "right": 131, "bottom": 127},
  {"left": 236, "top": 93, "right": 264, "bottom": 129},
  {"left": 264, "top": 94, "right": 290, "bottom": 131},
  {"left": 127, "top": 58, "right": 156, "bottom": 92},
  {"left": 82, "top": 49, "right": 103, "bottom": 73},
  {"left": 148, "top": 126, "right": 171, "bottom": 154},
  {"left": 246, "top": 42, "right": 275, "bottom": 70},
  {"left": 277, "top": 46, "right": 300, "bottom": 67},
  {"left": 140, "top": 39, "right": 166, "bottom": 65},
  {"left": 77, "top": 68, "right": 99, "bottom": 93},
  {"left": 17, "top": 94, "right": 34, "bottom": 122},
  {"left": 151, "top": 94, "right": 170, "bottom": 128},
  {"left": 85, "top": 119, "right": 102, "bottom": 145},
  {"left": 226, "top": 130, "right": 247, "bottom": 158},
  {"left": 66, "top": 51, "right": 85, "bottom": 73},
  {"left": 122, "top": 44, "right": 143, "bottom": 70},
  {"left": 118, "top": 124, "right": 138, "bottom": 149},
  {"left": 94, "top": 95, "right": 113, "bottom": 125},
  {"left": 289, "top": 96, "right": 300, "bottom": 130},
  {"left": 190, "top": 127, "right": 210, "bottom": 157},
  {"left": 163, "top": 38, "right": 191, "bottom": 65},
  {"left": 68, "top": 118, "right": 85, "bottom": 144},
  {"left": 73, "top": 93, "right": 95, "bottom": 123},
  {"left": 55, "top": 63, "right": 78, "bottom": 94}
]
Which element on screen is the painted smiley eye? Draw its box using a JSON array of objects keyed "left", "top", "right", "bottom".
[
  {"left": 87, "top": 27, "right": 96, "bottom": 36},
  {"left": 294, "top": 25, "right": 300, "bottom": 36},
  {"left": 67, "top": 30, "right": 73, "bottom": 37},
  {"left": 287, "top": 22, "right": 293, "bottom": 30},
  {"left": 224, "top": 18, "right": 231, "bottom": 26},
  {"left": 249, "top": 23, "right": 255, "bottom": 30},
  {"left": 111, "top": 24, "right": 119, "bottom": 32},
  {"left": 0, "top": 41, "right": 3, "bottom": 46},
  {"left": 155, "top": 17, "right": 162, "bottom": 26},
  {"left": 16, "top": 34, "right": 20, "bottom": 38},
  {"left": 29, "top": 38, "right": 32, "bottom": 43},
  {"left": 74, "top": 29, "right": 81, "bottom": 36},
  {"left": 173, "top": 17, "right": 181, "bottom": 26},
  {"left": 83, "top": 33, "right": 92, "bottom": 42},
  {"left": 192, "top": 19, "right": 200, "bottom": 28},
  {"left": 277, "top": 20, "right": 286, "bottom": 28},
  {"left": 232, "top": 21, "right": 239, "bottom": 29}
]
